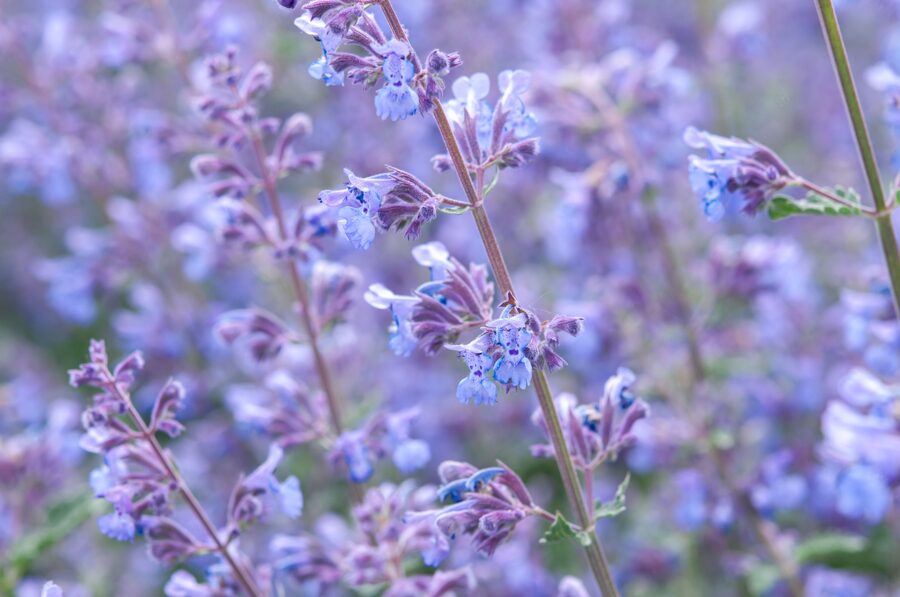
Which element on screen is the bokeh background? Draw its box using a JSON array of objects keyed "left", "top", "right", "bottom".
[{"left": 2, "top": 0, "right": 899, "bottom": 595}]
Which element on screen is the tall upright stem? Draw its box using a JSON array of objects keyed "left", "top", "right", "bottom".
[
  {"left": 814, "top": 0, "right": 900, "bottom": 317},
  {"left": 247, "top": 131, "right": 364, "bottom": 503},
  {"left": 106, "top": 380, "right": 262, "bottom": 597},
  {"left": 377, "top": 2, "right": 618, "bottom": 594}
]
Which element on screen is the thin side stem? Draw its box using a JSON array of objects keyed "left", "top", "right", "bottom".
[
  {"left": 798, "top": 178, "right": 877, "bottom": 215},
  {"left": 377, "top": 2, "right": 618, "bottom": 594},
  {"left": 107, "top": 380, "right": 262, "bottom": 597},
  {"left": 814, "top": 0, "right": 900, "bottom": 316},
  {"left": 246, "top": 130, "right": 365, "bottom": 504}
]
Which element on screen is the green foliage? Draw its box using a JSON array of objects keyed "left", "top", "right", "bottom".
[
  {"left": 593, "top": 473, "right": 630, "bottom": 521},
  {"left": 794, "top": 527, "right": 898, "bottom": 578},
  {"left": 540, "top": 511, "right": 592, "bottom": 547},
  {"left": 767, "top": 186, "right": 861, "bottom": 220},
  {"left": 0, "top": 493, "right": 102, "bottom": 593}
]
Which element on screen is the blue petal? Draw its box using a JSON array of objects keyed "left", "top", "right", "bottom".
[
  {"left": 392, "top": 439, "right": 431, "bottom": 474},
  {"left": 98, "top": 511, "right": 135, "bottom": 542},
  {"left": 464, "top": 467, "right": 505, "bottom": 492}
]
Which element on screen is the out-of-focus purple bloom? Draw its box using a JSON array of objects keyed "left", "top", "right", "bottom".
[
  {"left": 229, "top": 444, "right": 303, "bottom": 523},
  {"left": 834, "top": 463, "right": 892, "bottom": 524},
  {"left": 804, "top": 568, "right": 873, "bottom": 597}
]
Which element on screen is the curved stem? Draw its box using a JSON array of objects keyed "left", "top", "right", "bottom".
[
  {"left": 377, "top": 2, "right": 618, "bottom": 594},
  {"left": 106, "top": 380, "right": 262, "bottom": 597},
  {"left": 814, "top": 0, "right": 900, "bottom": 317}
]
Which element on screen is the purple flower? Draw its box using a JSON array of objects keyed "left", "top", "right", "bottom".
[
  {"left": 446, "top": 337, "right": 498, "bottom": 406},
  {"left": 834, "top": 463, "right": 891, "bottom": 524},
  {"left": 229, "top": 445, "right": 303, "bottom": 522},
  {"left": 332, "top": 430, "right": 375, "bottom": 483},
  {"left": 294, "top": 12, "right": 345, "bottom": 86},
  {"left": 684, "top": 126, "right": 792, "bottom": 221},
  {"left": 373, "top": 40, "right": 418, "bottom": 121},
  {"left": 487, "top": 313, "right": 533, "bottom": 390},
  {"left": 364, "top": 283, "right": 420, "bottom": 356},
  {"left": 319, "top": 169, "right": 395, "bottom": 249},
  {"left": 420, "top": 462, "right": 536, "bottom": 559}
]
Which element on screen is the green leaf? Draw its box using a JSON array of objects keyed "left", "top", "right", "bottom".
[
  {"left": 593, "top": 473, "right": 630, "bottom": 520},
  {"left": 767, "top": 186, "right": 862, "bottom": 221},
  {"left": 794, "top": 527, "right": 898, "bottom": 578},
  {"left": 540, "top": 511, "right": 592, "bottom": 547},
  {"left": 1, "top": 493, "right": 102, "bottom": 589}
]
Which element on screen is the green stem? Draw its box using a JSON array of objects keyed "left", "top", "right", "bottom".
[
  {"left": 377, "top": 2, "right": 619, "bottom": 594},
  {"left": 814, "top": 0, "right": 900, "bottom": 317}
]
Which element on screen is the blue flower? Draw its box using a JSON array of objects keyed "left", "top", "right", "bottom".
[
  {"left": 392, "top": 439, "right": 431, "bottom": 474},
  {"left": 412, "top": 241, "right": 455, "bottom": 282},
  {"left": 464, "top": 467, "right": 505, "bottom": 492},
  {"left": 684, "top": 126, "right": 791, "bottom": 220},
  {"left": 98, "top": 510, "right": 136, "bottom": 542},
  {"left": 448, "top": 338, "right": 499, "bottom": 405},
  {"left": 498, "top": 69, "right": 537, "bottom": 138},
  {"left": 437, "top": 479, "right": 469, "bottom": 503},
  {"left": 386, "top": 409, "right": 431, "bottom": 474},
  {"left": 295, "top": 12, "right": 345, "bottom": 87},
  {"left": 274, "top": 475, "right": 304, "bottom": 519},
  {"left": 243, "top": 445, "right": 303, "bottom": 519},
  {"left": 835, "top": 464, "right": 891, "bottom": 524},
  {"left": 488, "top": 314, "right": 533, "bottom": 390},
  {"left": 446, "top": 73, "right": 492, "bottom": 148},
  {"left": 603, "top": 367, "right": 637, "bottom": 409},
  {"left": 334, "top": 431, "right": 374, "bottom": 483},
  {"left": 319, "top": 169, "right": 395, "bottom": 250},
  {"left": 373, "top": 39, "right": 418, "bottom": 121},
  {"left": 364, "top": 283, "right": 420, "bottom": 356}
]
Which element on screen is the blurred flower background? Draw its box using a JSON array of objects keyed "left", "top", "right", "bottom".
[{"left": 1, "top": 0, "right": 899, "bottom": 595}]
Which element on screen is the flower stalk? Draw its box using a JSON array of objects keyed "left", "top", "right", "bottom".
[
  {"left": 376, "top": 1, "right": 618, "bottom": 594},
  {"left": 244, "top": 123, "right": 365, "bottom": 503},
  {"left": 103, "top": 377, "right": 262, "bottom": 597},
  {"left": 814, "top": 0, "right": 900, "bottom": 317}
]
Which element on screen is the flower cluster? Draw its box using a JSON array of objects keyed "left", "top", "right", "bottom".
[
  {"left": 435, "top": 70, "right": 540, "bottom": 171},
  {"left": 329, "top": 408, "right": 431, "bottom": 483},
  {"left": 293, "top": 2, "right": 461, "bottom": 120},
  {"left": 318, "top": 167, "right": 454, "bottom": 250},
  {"left": 818, "top": 367, "right": 898, "bottom": 524},
  {"left": 531, "top": 367, "right": 649, "bottom": 468},
  {"left": 69, "top": 340, "right": 299, "bottom": 591},
  {"left": 409, "top": 461, "right": 544, "bottom": 560},
  {"left": 683, "top": 126, "right": 793, "bottom": 221},
  {"left": 271, "top": 482, "right": 475, "bottom": 595},
  {"left": 365, "top": 242, "right": 494, "bottom": 356}
]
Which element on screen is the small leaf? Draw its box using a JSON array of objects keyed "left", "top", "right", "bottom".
[
  {"left": 540, "top": 511, "right": 592, "bottom": 547},
  {"left": 594, "top": 473, "right": 630, "bottom": 520},
  {"left": 767, "top": 186, "right": 861, "bottom": 221}
]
